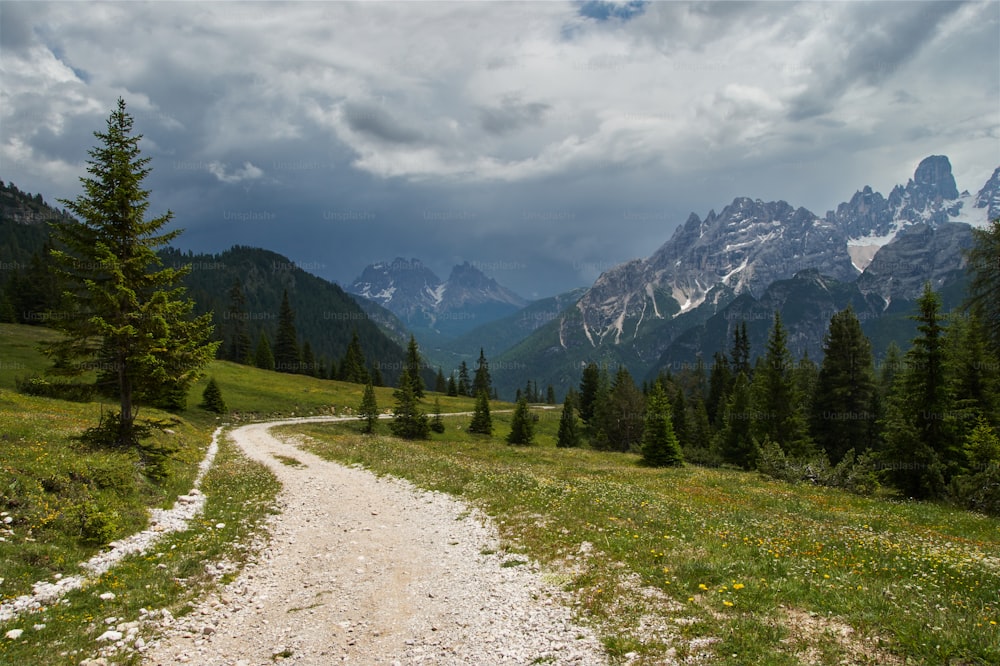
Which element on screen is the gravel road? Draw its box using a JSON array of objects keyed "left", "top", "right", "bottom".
[{"left": 143, "top": 419, "right": 608, "bottom": 665}]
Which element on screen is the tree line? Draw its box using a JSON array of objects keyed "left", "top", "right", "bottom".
[{"left": 554, "top": 258, "right": 1000, "bottom": 513}]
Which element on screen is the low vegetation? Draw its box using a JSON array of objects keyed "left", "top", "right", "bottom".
[{"left": 290, "top": 412, "right": 1000, "bottom": 665}]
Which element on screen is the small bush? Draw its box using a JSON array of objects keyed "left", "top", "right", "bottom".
[
  {"left": 951, "top": 465, "right": 1000, "bottom": 516},
  {"left": 199, "top": 377, "right": 227, "bottom": 414},
  {"left": 15, "top": 374, "right": 95, "bottom": 402},
  {"left": 78, "top": 501, "right": 121, "bottom": 545}
]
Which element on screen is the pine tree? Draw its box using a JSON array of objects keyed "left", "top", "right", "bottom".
[
  {"left": 472, "top": 348, "right": 492, "bottom": 398},
  {"left": 879, "top": 341, "right": 904, "bottom": 398},
  {"left": 339, "top": 331, "right": 369, "bottom": 384},
  {"left": 301, "top": 341, "right": 317, "bottom": 377},
  {"left": 706, "top": 352, "right": 732, "bottom": 426},
  {"left": 434, "top": 367, "right": 447, "bottom": 393},
  {"left": 596, "top": 366, "right": 645, "bottom": 452},
  {"left": 199, "top": 377, "right": 227, "bottom": 414},
  {"left": 811, "top": 307, "right": 877, "bottom": 464},
  {"left": 556, "top": 392, "right": 581, "bottom": 448},
  {"left": 447, "top": 374, "right": 458, "bottom": 397},
  {"left": 507, "top": 396, "right": 535, "bottom": 445},
  {"left": 225, "top": 281, "right": 252, "bottom": 364},
  {"left": 46, "top": 98, "right": 218, "bottom": 447},
  {"left": 359, "top": 381, "right": 379, "bottom": 434},
  {"left": 685, "top": 394, "right": 714, "bottom": 463},
  {"left": 546, "top": 385, "right": 556, "bottom": 405},
  {"left": 371, "top": 362, "right": 384, "bottom": 387},
  {"left": 946, "top": 312, "right": 998, "bottom": 429},
  {"left": 752, "top": 312, "right": 812, "bottom": 458},
  {"left": 254, "top": 332, "right": 275, "bottom": 371},
  {"left": 403, "top": 335, "right": 425, "bottom": 398},
  {"left": 578, "top": 362, "right": 602, "bottom": 424},
  {"left": 640, "top": 382, "right": 684, "bottom": 467},
  {"left": 965, "top": 218, "right": 1000, "bottom": 353},
  {"left": 468, "top": 390, "right": 493, "bottom": 435},
  {"left": 273, "top": 290, "right": 300, "bottom": 373},
  {"left": 457, "top": 361, "right": 471, "bottom": 397},
  {"left": 882, "top": 284, "right": 957, "bottom": 498},
  {"left": 430, "top": 398, "right": 446, "bottom": 433},
  {"left": 717, "top": 373, "right": 755, "bottom": 468},
  {"left": 671, "top": 383, "right": 688, "bottom": 451},
  {"left": 730, "top": 321, "right": 751, "bottom": 377},
  {"left": 390, "top": 374, "right": 429, "bottom": 439}
]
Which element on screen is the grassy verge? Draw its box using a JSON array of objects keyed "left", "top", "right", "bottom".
[
  {"left": 183, "top": 359, "right": 482, "bottom": 423},
  {"left": 286, "top": 410, "right": 1000, "bottom": 665},
  {"left": 0, "top": 391, "right": 209, "bottom": 601},
  {"left": 0, "top": 433, "right": 281, "bottom": 665}
]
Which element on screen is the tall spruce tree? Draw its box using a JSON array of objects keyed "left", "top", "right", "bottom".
[
  {"left": 472, "top": 348, "right": 492, "bottom": 397},
  {"left": 430, "top": 398, "right": 446, "bottom": 433},
  {"left": 457, "top": 361, "right": 471, "bottom": 397},
  {"left": 468, "top": 390, "right": 493, "bottom": 435},
  {"left": 752, "top": 312, "right": 811, "bottom": 457},
  {"left": 730, "top": 321, "right": 751, "bottom": 377},
  {"left": 254, "top": 331, "right": 275, "bottom": 371},
  {"left": 47, "top": 98, "right": 218, "bottom": 447},
  {"left": 434, "top": 367, "right": 447, "bottom": 393},
  {"left": 339, "top": 331, "right": 369, "bottom": 384},
  {"left": 717, "top": 372, "right": 755, "bottom": 468},
  {"left": 273, "top": 290, "right": 300, "bottom": 373},
  {"left": 403, "top": 335, "right": 425, "bottom": 398},
  {"left": 301, "top": 340, "right": 317, "bottom": 377},
  {"left": 225, "top": 281, "right": 252, "bottom": 363},
  {"left": 882, "top": 284, "right": 957, "bottom": 498},
  {"left": 578, "top": 362, "right": 602, "bottom": 424},
  {"left": 358, "top": 381, "right": 379, "bottom": 434},
  {"left": 811, "top": 307, "right": 877, "bottom": 463},
  {"left": 965, "top": 218, "right": 1000, "bottom": 353},
  {"left": 706, "top": 351, "right": 732, "bottom": 426},
  {"left": 556, "top": 391, "right": 581, "bottom": 448},
  {"left": 640, "top": 382, "right": 684, "bottom": 467},
  {"left": 507, "top": 396, "right": 535, "bottom": 445},
  {"left": 390, "top": 373, "right": 429, "bottom": 439},
  {"left": 596, "top": 366, "right": 645, "bottom": 452}
]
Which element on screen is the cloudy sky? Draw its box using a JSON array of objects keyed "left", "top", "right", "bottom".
[{"left": 2, "top": 1, "right": 998, "bottom": 298}]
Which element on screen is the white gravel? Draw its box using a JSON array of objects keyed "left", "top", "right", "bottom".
[
  {"left": 0, "top": 427, "right": 223, "bottom": 623},
  {"left": 143, "top": 419, "right": 608, "bottom": 665}
]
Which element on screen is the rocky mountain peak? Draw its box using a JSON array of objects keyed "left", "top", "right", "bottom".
[
  {"left": 911, "top": 155, "right": 960, "bottom": 201},
  {"left": 975, "top": 166, "right": 1000, "bottom": 221},
  {"left": 348, "top": 258, "right": 528, "bottom": 337}
]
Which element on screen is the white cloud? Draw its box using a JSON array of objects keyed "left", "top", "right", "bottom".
[
  {"left": 1, "top": 1, "right": 997, "bottom": 295},
  {"left": 207, "top": 161, "right": 264, "bottom": 184}
]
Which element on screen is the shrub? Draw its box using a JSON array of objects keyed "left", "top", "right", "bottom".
[
  {"left": 199, "top": 377, "right": 227, "bottom": 414},
  {"left": 78, "top": 501, "right": 121, "bottom": 545}
]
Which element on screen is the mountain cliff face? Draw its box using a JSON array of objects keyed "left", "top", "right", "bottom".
[
  {"left": 498, "top": 155, "right": 997, "bottom": 398},
  {"left": 348, "top": 258, "right": 529, "bottom": 338}
]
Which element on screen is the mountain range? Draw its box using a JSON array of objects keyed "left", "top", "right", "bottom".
[
  {"left": 3, "top": 156, "right": 997, "bottom": 400},
  {"left": 347, "top": 258, "right": 529, "bottom": 340},
  {"left": 491, "top": 155, "right": 999, "bottom": 397}
]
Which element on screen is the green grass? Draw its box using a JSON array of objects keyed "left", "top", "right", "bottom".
[
  {"left": 0, "top": 323, "right": 61, "bottom": 390},
  {"left": 0, "top": 434, "right": 281, "bottom": 665},
  {"left": 0, "top": 391, "right": 210, "bottom": 601},
  {"left": 287, "top": 412, "right": 1000, "bottom": 665}
]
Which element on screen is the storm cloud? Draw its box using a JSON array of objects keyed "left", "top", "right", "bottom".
[{"left": 1, "top": 1, "right": 997, "bottom": 298}]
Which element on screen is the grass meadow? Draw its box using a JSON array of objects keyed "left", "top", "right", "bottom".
[
  {"left": 290, "top": 410, "right": 1000, "bottom": 665},
  {"left": 1, "top": 323, "right": 997, "bottom": 664}
]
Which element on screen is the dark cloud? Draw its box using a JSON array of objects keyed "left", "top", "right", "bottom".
[
  {"left": 343, "top": 102, "right": 424, "bottom": 145},
  {"left": 2, "top": 1, "right": 996, "bottom": 299},
  {"left": 479, "top": 97, "right": 550, "bottom": 136},
  {"left": 0, "top": 2, "right": 38, "bottom": 53},
  {"left": 787, "top": 1, "right": 963, "bottom": 121}
]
